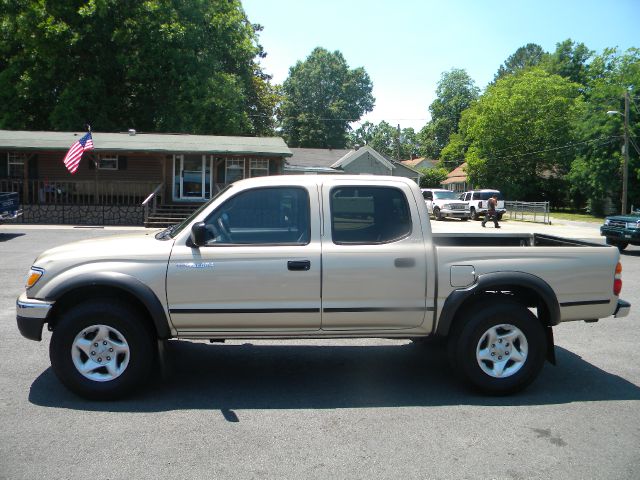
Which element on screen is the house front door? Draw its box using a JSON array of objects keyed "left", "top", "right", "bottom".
[{"left": 175, "top": 155, "right": 211, "bottom": 201}]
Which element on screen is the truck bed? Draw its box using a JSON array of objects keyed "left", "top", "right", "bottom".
[{"left": 432, "top": 232, "right": 606, "bottom": 248}]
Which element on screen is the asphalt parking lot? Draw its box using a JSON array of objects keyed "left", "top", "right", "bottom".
[{"left": 1, "top": 220, "right": 638, "bottom": 479}]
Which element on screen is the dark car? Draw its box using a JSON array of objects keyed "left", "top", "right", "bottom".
[{"left": 600, "top": 212, "right": 640, "bottom": 251}]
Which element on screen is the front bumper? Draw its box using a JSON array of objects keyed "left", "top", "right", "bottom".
[
  {"left": 600, "top": 226, "right": 640, "bottom": 243},
  {"left": 16, "top": 293, "right": 54, "bottom": 341},
  {"left": 614, "top": 299, "right": 631, "bottom": 318},
  {"left": 440, "top": 209, "right": 469, "bottom": 218}
]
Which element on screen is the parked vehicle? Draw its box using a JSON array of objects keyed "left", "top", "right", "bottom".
[
  {"left": 421, "top": 188, "right": 469, "bottom": 220},
  {"left": 460, "top": 189, "right": 506, "bottom": 221},
  {"left": 17, "top": 175, "right": 630, "bottom": 399},
  {"left": 0, "top": 192, "right": 22, "bottom": 223},
  {"left": 600, "top": 210, "right": 640, "bottom": 251}
]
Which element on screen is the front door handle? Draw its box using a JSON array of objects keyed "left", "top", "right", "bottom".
[
  {"left": 394, "top": 257, "right": 416, "bottom": 268},
  {"left": 288, "top": 260, "right": 311, "bottom": 271}
]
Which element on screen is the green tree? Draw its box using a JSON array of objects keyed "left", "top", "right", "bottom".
[
  {"left": 418, "top": 68, "right": 479, "bottom": 159},
  {"left": 418, "top": 167, "right": 448, "bottom": 188},
  {"left": 541, "top": 39, "right": 594, "bottom": 85},
  {"left": 463, "top": 68, "right": 584, "bottom": 201},
  {"left": 568, "top": 48, "right": 640, "bottom": 214},
  {"left": 0, "top": 0, "right": 277, "bottom": 135},
  {"left": 494, "top": 43, "right": 546, "bottom": 82},
  {"left": 279, "top": 47, "right": 374, "bottom": 148},
  {"left": 348, "top": 121, "right": 418, "bottom": 159}
]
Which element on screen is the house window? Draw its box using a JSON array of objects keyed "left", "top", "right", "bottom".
[
  {"left": 225, "top": 159, "right": 245, "bottom": 183},
  {"left": 97, "top": 155, "right": 118, "bottom": 170},
  {"left": 7, "top": 153, "right": 27, "bottom": 178},
  {"left": 250, "top": 159, "right": 269, "bottom": 177}
]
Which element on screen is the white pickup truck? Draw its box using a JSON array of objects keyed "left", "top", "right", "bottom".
[{"left": 17, "top": 175, "right": 630, "bottom": 399}]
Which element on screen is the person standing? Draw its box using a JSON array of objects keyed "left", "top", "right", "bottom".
[{"left": 482, "top": 194, "right": 500, "bottom": 228}]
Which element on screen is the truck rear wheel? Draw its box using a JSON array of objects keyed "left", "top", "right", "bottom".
[
  {"left": 448, "top": 301, "right": 546, "bottom": 395},
  {"left": 50, "top": 300, "right": 155, "bottom": 400},
  {"left": 470, "top": 207, "right": 479, "bottom": 221}
]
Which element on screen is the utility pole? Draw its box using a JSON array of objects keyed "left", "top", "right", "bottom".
[
  {"left": 396, "top": 124, "right": 401, "bottom": 161},
  {"left": 622, "top": 90, "right": 630, "bottom": 215}
]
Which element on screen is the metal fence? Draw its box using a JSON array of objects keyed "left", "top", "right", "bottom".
[{"left": 505, "top": 201, "right": 550, "bottom": 224}]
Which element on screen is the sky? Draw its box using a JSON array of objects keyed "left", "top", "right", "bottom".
[{"left": 242, "top": 0, "right": 639, "bottom": 132}]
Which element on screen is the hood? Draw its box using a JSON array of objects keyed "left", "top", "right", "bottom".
[
  {"left": 605, "top": 214, "right": 640, "bottom": 223},
  {"left": 34, "top": 231, "right": 172, "bottom": 268}
]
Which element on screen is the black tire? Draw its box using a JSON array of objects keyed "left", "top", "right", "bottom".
[
  {"left": 606, "top": 237, "right": 629, "bottom": 252},
  {"left": 434, "top": 207, "right": 443, "bottom": 221},
  {"left": 461, "top": 217, "right": 469, "bottom": 221},
  {"left": 447, "top": 301, "right": 547, "bottom": 395},
  {"left": 497, "top": 213, "right": 503, "bottom": 221},
  {"left": 470, "top": 207, "right": 479, "bottom": 221},
  {"left": 50, "top": 300, "right": 155, "bottom": 400}
]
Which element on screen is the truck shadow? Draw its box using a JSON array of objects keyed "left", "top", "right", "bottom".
[
  {"left": 0, "top": 233, "right": 25, "bottom": 242},
  {"left": 29, "top": 341, "right": 640, "bottom": 413}
]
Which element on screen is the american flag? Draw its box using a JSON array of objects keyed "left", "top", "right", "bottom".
[{"left": 63, "top": 132, "right": 94, "bottom": 174}]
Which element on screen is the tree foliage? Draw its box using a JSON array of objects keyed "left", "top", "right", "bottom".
[
  {"left": 418, "top": 167, "right": 448, "bottom": 188},
  {"left": 568, "top": 48, "right": 640, "bottom": 214},
  {"left": 418, "top": 68, "right": 479, "bottom": 159},
  {"left": 278, "top": 47, "right": 374, "bottom": 148},
  {"left": 494, "top": 43, "right": 546, "bottom": 82},
  {"left": 0, "top": 0, "right": 277, "bottom": 135},
  {"left": 462, "top": 68, "right": 584, "bottom": 201},
  {"left": 348, "top": 121, "right": 418, "bottom": 159}
]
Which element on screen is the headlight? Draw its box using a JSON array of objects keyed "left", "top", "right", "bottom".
[
  {"left": 604, "top": 219, "right": 611, "bottom": 226},
  {"left": 443, "top": 204, "right": 452, "bottom": 209},
  {"left": 25, "top": 267, "right": 44, "bottom": 289},
  {"left": 626, "top": 222, "right": 640, "bottom": 229}
]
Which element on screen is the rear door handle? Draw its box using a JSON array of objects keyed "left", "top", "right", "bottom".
[
  {"left": 288, "top": 260, "right": 311, "bottom": 271},
  {"left": 394, "top": 257, "right": 415, "bottom": 268}
]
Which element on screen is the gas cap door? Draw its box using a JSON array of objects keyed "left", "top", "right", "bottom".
[{"left": 450, "top": 265, "right": 476, "bottom": 287}]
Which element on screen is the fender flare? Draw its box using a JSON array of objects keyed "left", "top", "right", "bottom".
[
  {"left": 45, "top": 272, "right": 171, "bottom": 339},
  {"left": 436, "top": 271, "right": 560, "bottom": 336}
]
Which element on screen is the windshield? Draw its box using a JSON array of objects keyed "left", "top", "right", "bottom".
[
  {"left": 155, "top": 185, "right": 234, "bottom": 240},
  {"left": 433, "top": 191, "right": 459, "bottom": 200}
]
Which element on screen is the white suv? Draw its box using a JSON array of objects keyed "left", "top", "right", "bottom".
[
  {"left": 459, "top": 189, "right": 506, "bottom": 221},
  {"left": 421, "top": 189, "right": 469, "bottom": 220}
]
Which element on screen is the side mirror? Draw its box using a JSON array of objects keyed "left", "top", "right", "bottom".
[{"left": 190, "top": 222, "right": 207, "bottom": 247}]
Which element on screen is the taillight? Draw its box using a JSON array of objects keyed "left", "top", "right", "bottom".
[{"left": 613, "top": 262, "right": 622, "bottom": 296}]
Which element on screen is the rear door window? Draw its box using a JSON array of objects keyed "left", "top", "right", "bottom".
[{"left": 330, "top": 186, "right": 411, "bottom": 244}]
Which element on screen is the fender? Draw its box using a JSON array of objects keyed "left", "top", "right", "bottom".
[
  {"left": 436, "top": 271, "right": 560, "bottom": 336},
  {"left": 45, "top": 272, "right": 171, "bottom": 339}
]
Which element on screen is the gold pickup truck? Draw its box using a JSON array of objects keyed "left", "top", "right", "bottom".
[{"left": 17, "top": 175, "right": 630, "bottom": 399}]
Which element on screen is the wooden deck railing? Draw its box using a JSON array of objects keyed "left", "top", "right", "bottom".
[{"left": 0, "top": 179, "right": 163, "bottom": 206}]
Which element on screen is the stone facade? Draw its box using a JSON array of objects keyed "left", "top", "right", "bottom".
[{"left": 8, "top": 204, "right": 144, "bottom": 226}]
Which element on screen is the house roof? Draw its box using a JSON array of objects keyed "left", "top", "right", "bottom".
[
  {"left": 441, "top": 162, "right": 468, "bottom": 185},
  {"left": 400, "top": 157, "right": 437, "bottom": 169},
  {"left": 286, "top": 147, "right": 350, "bottom": 168},
  {"left": 0, "top": 130, "right": 292, "bottom": 157},
  {"left": 331, "top": 145, "right": 395, "bottom": 170}
]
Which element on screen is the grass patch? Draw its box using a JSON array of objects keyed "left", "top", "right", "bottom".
[{"left": 549, "top": 211, "right": 605, "bottom": 223}]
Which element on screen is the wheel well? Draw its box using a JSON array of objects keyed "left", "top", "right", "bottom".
[
  {"left": 451, "top": 286, "right": 552, "bottom": 331},
  {"left": 47, "top": 286, "right": 157, "bottom": 337}
]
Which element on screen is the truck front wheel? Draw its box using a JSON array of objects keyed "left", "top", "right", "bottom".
[
  {"left": 448, "top": 302, "right": 546, "bottom": 395},
  {"left": 50, "top": 300, "right": 155, "bottom": 400}
]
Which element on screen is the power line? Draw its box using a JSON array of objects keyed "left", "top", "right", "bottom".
[{"left": 490, "top": 135, "right": 621, "bottom": 161}]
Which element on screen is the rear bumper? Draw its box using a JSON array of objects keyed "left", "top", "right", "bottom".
[
  {"left": 614, "top": 299, "right": 631, "bottom": 318},
  {"left": 16, "top": 293, "right": 54, "bottom": 341}
]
